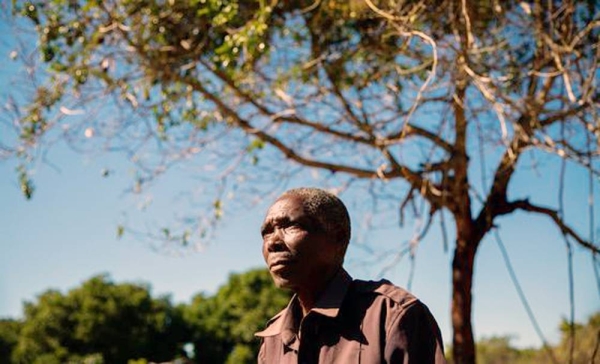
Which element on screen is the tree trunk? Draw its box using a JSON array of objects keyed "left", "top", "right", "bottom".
[{"left": 451, "top": 226, "right": 477, "bottom": 364}]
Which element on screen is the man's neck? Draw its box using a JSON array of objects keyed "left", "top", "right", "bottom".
[
  {"left": 296, "top": 267, "right": 342, "bottom": 316},
  {"left": 297, "top": 294, "right": 315, "bottom": 317}
]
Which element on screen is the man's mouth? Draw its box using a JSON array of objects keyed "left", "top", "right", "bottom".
[{"left": 269, "top": 256, "right": 295, "bottom": 271}]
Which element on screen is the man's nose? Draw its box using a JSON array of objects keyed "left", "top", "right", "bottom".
[{"left": 265, "top": 228, "right": 286, "bottom": 252}]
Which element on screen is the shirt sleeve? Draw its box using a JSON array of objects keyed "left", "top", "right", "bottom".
[{"left": 384, "top": 301, "right": 447, "bottom": 364}]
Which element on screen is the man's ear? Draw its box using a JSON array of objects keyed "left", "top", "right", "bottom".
[
  {"left": 334, "top": 231, "right": 349, "bottom": 259},
  {"left": 335, "top": 228, "right": 348, "bottom": 247}
]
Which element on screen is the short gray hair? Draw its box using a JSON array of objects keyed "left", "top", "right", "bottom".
[{"left": 279, "top": 187, "right": 351, "bottom": 247}]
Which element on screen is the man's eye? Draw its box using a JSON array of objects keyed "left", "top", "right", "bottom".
[{"left": 285, "top": 222, "right": 302, "bottom": 230}]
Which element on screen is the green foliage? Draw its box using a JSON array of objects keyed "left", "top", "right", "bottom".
[
  {"left": 10, "top": 0, "right": 277, "bottom": 147},
  {"left": 2, "top": 268, "right": 290, "bottom": 364},
  {"left": 474, "top": 336, "right": 542, "bottom": 364},
  {"left": 224, "top": 344, "right": 254, "bottom": 364},
  {"left": 555, "top": 312, "right": 600, "bottom": 364},
  {"left": 446, "top": 312, "right": 600, "bottom": 364},
  {"left": 66, "top": 353, "right": 104, "bottom": 364},
  {"left": 11, "top": 275, "right": 188, "bottom": 364},
  {"left": 126, "top": 359, "right": 147, "bottom": 364},
  {"left": 7, "top": 0, "right": 437, "bottom": 168},
  {"left": 0, "top": 319, "right": 22, "bottom": 363},
  {"left": 184, "top": 268, "right": 291, "bottom": 363},
  {"left": 16, "top": 165, "right": 34, "bottom": 200},
  {"left": 116, "top": 225, "right": 125, "bottom": 239}
]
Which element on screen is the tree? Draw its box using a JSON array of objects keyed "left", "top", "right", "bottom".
[
  {"left": 555, "top": 312, "right": 600, "bottom": 364},
  {"left": 183, "top": 268, "right": 291, "bottom": 363},
  {"left": 3, "top": 269, "right": 289, "bottom": 364},
  {"left": 446, "top": 312, "right": 600, "bottom": 364},
  {"left": 3, "top": 1, "right": 599, "bottom": 362},
  {"left": 0, "top": 319, "right": 22, "bottom": 364},
  {"left": 471, "top": 336, "right": 541, "bottom": 364},
  {"left": 11, "top": 274, "right": 188, "bottom": 364}
]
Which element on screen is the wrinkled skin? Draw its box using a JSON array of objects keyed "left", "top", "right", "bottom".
[{"left": 261, "top": 195, "right": 343, "bottom": 311}]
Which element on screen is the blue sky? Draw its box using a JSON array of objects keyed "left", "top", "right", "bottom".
[{"left": 0, "top": 10, "right": 598, "bottom": 351}]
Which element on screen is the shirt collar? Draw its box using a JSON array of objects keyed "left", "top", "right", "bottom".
[
  {"left": 310, "top": 268, "right": 353, "bottom": 318},
  {"left": 255, "top": 268, "right": 353, "bottom": 342}
]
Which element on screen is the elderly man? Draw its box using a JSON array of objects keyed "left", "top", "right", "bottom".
[{"left": 256, "top": 187, "right": 447, "bottom": 363}]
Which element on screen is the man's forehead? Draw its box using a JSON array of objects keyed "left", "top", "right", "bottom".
[
  {"left": 261, "top": 197, "right": 303, "bottom": 233},
  {"left": 265, "top": 195, "right": 305, "bottom": 218}
]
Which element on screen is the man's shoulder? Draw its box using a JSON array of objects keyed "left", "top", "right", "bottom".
[
  {"left": 255, "top": 307, "right": 287, "bottom": 337},
  {"left": 349, "top": 279, "right": 435, "bottom": 336},
  {"left": 351, "top": 278, "right": 418, "bottom": 308}
]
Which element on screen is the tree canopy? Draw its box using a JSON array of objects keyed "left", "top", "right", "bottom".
[
  {"left": 0, "top": 319, "right": 22, "bottom": 364},
  {"left": 3, "top": 1, "right": 600, "bottom": 363},
  {"left": 10, "top": 274, "right": 188, "bottom": 364},
  {"left": 1, "top": 269, "right": 290, "bottom": 364},
  {"left": 184, "top": 268, "right": 291, "bottom": 364},
  {"left": 448, "top": 312, "right": 600, "bottom": 364}
]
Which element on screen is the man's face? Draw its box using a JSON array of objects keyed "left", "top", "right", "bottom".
[{"left": 261, "top": 195, "right": 342, "bottom": 292}]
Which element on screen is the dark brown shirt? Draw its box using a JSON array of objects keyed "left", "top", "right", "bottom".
[{"left": 256, "top": 269, "right": 447, "bottom": 363}]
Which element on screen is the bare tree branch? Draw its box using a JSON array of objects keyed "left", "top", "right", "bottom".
[{"left": 505, "top": 199, "right": 600, "bottom": 254}]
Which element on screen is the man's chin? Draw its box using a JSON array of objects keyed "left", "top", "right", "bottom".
[{"left": 270, "top": 274, "right": 298, "bottom": 290}]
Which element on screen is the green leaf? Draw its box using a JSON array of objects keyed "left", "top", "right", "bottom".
[
  {"left": 246, "top": 139, "right": 265, "bottom": 152},
  {"left": 116, "top": 225, "right": 124, "bottom": 239},
  {"left": 17, "top": 165, "right": 35, "bottom": 200}
]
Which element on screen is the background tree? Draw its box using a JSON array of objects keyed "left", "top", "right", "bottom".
[
  {"left": 3, "top": 1, "right": 599, "bottom": 363},
  {"left": 0, "top": 319, "right": 22, "bottom": 364},
  {"left": 446, "top": 312, "right": 600, "bottom": 364},
  {"left": 2, "top": 269, "right": 290, "bottom": 364},
  {"left": 183, "top": 268, "right": 291, "bottom": 364},
  {"left": 11, "top": 275, "right": 188, "bottom": 364},
  {"left": 471, "top": 336, "right": 541, "bottom": 364},
  {"left": 554, "top": 312, "right": 600, "bottom": 364}
]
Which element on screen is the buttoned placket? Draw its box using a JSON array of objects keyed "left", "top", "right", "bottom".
[{"left": 298, "top": 312, "right": 321, "bottom": 364}]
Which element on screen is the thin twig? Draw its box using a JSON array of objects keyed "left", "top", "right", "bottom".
[
  {"left": 559, "top": 120, "right": 575, "bottom": 364},
  {"left": 587, "top": 128, "right": 600, "bottom": 299}
]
